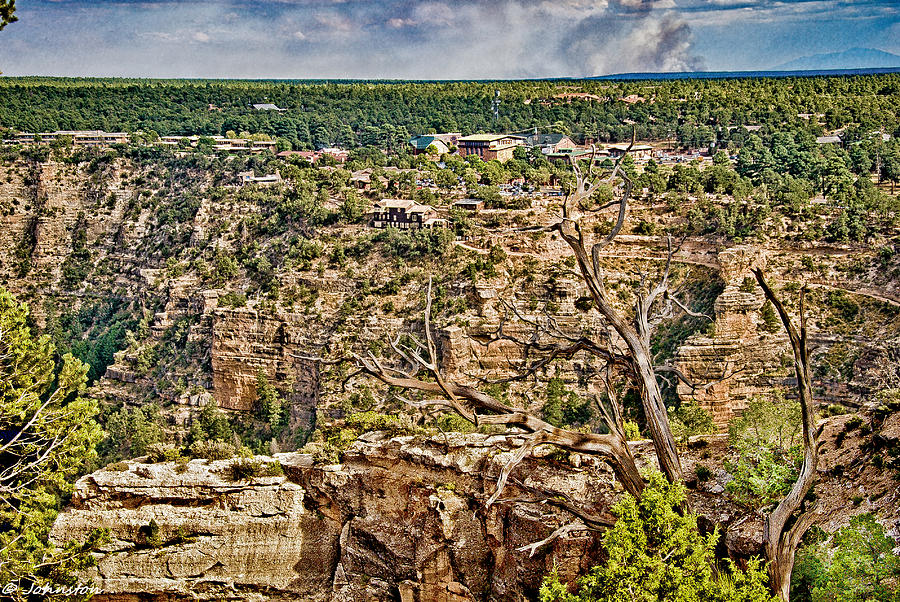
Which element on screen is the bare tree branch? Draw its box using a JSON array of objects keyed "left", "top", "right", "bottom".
[
  {"left": 486, "top": 430, "right": 552, "bottom": 507},
  {"left": 517, "top": 522, "right": 586, "bottom": 557}
]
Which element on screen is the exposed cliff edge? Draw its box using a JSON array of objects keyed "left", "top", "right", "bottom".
[
  {"left": 51, "top": 412, "right": 900, "bottom": 602},
  {"left": 53, "top": 433, "right": 618, "bottom": 602}
]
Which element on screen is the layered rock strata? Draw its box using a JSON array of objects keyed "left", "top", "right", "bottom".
[
  {"left": 52, "top": 413, "right": 900, "bottom": 602},
  {"left": 674, "top": 246, "right": 785, "bottom": 426},
  {"left": 211, "top": 308, "right": 320, "bottom": 430},
  {"left": 53, "top": 434, "right": 625, "bottom": 602}
]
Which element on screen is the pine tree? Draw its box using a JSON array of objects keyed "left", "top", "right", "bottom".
[{"left": 0, "top": 287, "right": 106, "bottom": 598}]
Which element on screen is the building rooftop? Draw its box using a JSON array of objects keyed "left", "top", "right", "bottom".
[
  {"left": 514, "top": 132, "right": 572, "bottom": 146},
  {"left": 374, "top": 199, "right": 416, "bottom": 210},
  {"left": 607, "top": 144, "right": 653, "bottom": 151},
  {"left": 17, "top": 130, "right": 128, "bottom": 138},
  {"left": 550, "top": 150, "right": 607, "bottom": 160},
  {"left": 458, "top": 134, "right": 525, "bottom": 143},
  {"left": 408, "top": 135, "right": 450, "bottom": 151},
  {"left": 374, "top": 199, "right": 434, "bottom": 213}
]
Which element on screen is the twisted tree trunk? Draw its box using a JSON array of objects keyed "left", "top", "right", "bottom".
[{"left": 753, "top": 268, "right": 819, "bottom": 601}]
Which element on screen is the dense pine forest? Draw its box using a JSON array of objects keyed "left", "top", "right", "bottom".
[{"left": 1, "top": 75, "right": 898, "bottom": 149}]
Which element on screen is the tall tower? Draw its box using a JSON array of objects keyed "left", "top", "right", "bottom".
[{"left": 491, "top": 90, "right": 501, "bottom": 122}]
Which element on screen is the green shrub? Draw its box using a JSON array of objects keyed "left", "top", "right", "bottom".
[
  {"left": 623, "top": 421, "right": 641, "bottom": 441},
  {"left": 140, "top": 519, "right": 163, "bottom": 548},
  {"left": 60, "top": 215, "right": 93, "bottom": 288},
  {"left": 345, "top": 411, "right": 398, "bottom": 432},
  {"left": 107, "top": 461, "right": 130, "bottom": 472},
  {"left": 219, "top": 291, "right": 247, "bottom": 308},
  {"left": 542, "top": 377, "right": 593, "bottom": 429},
  {"left": 726, "top": 451, "right": 800, "bottom": 506},
  {"left": 822, "top": 404, "right": 850, "bottom": 417},
  {"left": 255, "top": 371, "right": 286, "bottom": 434},
  {"left": 227, "top": 458, "right": 283, "bottom": 481},
  {"left": 759, "top": 301, "right": 780, "bottom": 332},
  {"left": 190, "top": 402, "right": 234, "bottom": 443},
  {"left": 374, "top": 227, "right": 454, "bottom": 259},
  {"left": 428, "top": 412, "right": 478, "bottom": 434},
  {"left": 145, "top": 443, "right": 183, "bottom": 463},
  {"left": 633, "top": 220, "right": 655, "bottom": 235},
  {"left": 540, "top": 471, "right": 776, "bottom": 602},
  {"left": 262, "top": 461, "right": 283, "bottom": 476},
  {"left": 695, "top": 464, "right": 713, "bottom": 483},
  {"left": 792, "top": 513, "right": 900, "bottom": 602},
  {"left": 228, "top": 458, "right": 261, "bottom": 481},
  {"left": 825, "top": 290, "right": 860, "bottom": 323},
  {"left": 169, "top": 526, "right": 197, "bottom": 545},
  {"left": 574, "top": 296, "right": 593, "bottom": 312},
  {"left": 726, "top": 393, "right": 801, "bottom": 507},
  {"left": 845, "top": 415, "right": 864, "bottom": 431},
  {"left": 668, "top": 402, "right": 716, "bottom": 444},
  {"left": 189, "top": 440, "right": 237, "bottom": 461}
]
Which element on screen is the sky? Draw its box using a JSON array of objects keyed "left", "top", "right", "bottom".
[{"left": 0, "top": 0, "right": 898, "bottom": 78}]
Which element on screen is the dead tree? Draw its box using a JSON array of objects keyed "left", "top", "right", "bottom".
[
  {"left": 545, "top": 135, "right": 691, "bottom": 483},
  {"left": 752, "top": 269, "right": 819, "bottom": 601},
  {"left": 348, "top": 277, "right": 645, "bottom": 500}
]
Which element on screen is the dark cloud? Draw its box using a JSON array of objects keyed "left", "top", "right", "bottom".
[{"left": 563, "top": 5, "right": 704, "bottom": 75}]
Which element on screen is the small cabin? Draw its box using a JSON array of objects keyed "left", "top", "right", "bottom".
[
  {"left": 453, "top": 199, "right": 484, "bottom": 213},
  {"left": 370, "top": 199, "right": 443, "bottom": 229}
]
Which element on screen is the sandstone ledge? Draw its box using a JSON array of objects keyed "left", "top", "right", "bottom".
[{"left": 52, "top": 422, "right": 900, "bottom": 602}]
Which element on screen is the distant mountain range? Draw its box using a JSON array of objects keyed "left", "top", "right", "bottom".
[
  {"left": 774, "top": 47, "right": 900, "bottom": 71},
  {"left": 590, "top": 47, "right": 900, "bottom": 81},
  {"left": 590, "top": 67, "right": 900, "bottom": 81}
]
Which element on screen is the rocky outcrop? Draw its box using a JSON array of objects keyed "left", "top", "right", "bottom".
[
  {"left": 52, "top": 434, "right": 626, "bottom": 602},
  {"left": 211, "top": 308, "right": 319, "bottom": 429},
  {"left": 51, "top": 458, "right": 329, "bottom": 602},
  {"left": 52, "top": 412, "right": 900, "bottom": 602},
  {"left": 674, "top": 246, "right": 785, "bottom": 426},
  {"left": 287, "top": 433, "right": 622, "bottom": 602}
]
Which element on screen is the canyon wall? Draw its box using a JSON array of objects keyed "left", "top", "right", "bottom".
[{"left": 2, "top": 157, "right": 896, "bottom": 435}]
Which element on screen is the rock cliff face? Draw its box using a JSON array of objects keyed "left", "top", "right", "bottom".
[
  {"left": 52, "top": 414, "right": 900, "bottom": 602},
  {"left": 0, "top": 159, "right": 150, "bottom": 311},
  {"left": 53, "top": 434, "right": 626, "bottom": 602},
  {"left": 674, "top": 246, "right": 785, "bottom": 426},
  {"left": 52, "top": 460, "right": 316, "bottom": 601},
  {"left": 211, "top": 308, "right": 320, "bottom": 426}
]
